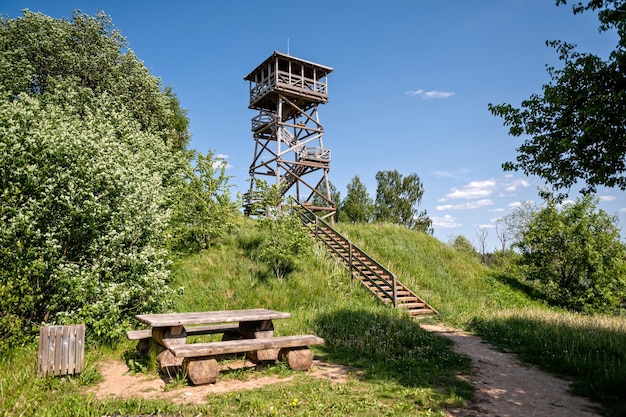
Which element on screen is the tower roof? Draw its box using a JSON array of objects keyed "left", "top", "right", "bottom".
[{"left": 244, "top": 51, "right": 333, "bottom": 82}]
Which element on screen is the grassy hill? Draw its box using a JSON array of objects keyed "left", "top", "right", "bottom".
[{"left": 1, "top": 217, "right": 624, "bottom": 416}]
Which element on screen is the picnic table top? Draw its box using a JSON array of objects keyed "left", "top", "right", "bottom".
[{"left": 135, "top": 308, "right": 291, "bottom": 328}]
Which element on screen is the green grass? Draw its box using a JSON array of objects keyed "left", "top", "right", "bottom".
[
  {"left": 335, "top": 222, "right": 538, "bottom": 325},
  {"left": 2, "top": 218, "right": 625, "bottom": 416},
  {"left": 336, "top": 222, "right": 626, "bottom": 416}
]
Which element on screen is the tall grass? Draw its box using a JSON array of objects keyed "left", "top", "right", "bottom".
[{"left": 469, "top": 308, "right": 626, "bottom": 415}]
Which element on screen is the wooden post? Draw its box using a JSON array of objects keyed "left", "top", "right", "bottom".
[
  {"left": 239, "top": 320, "right": 278, "bottom": 362},
  {"left": 38, "top": 324, "right": 85, "bottom": 377},
  {"left": 183, "top": 358, "right": 219, "bottom": 385},
  {"left": 279, "top": 347, "right": 313, "bottom": 370}
]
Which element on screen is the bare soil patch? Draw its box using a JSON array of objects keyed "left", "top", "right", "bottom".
[
  {"left": 90, "top": 358, "right": 358, "bottom": 405},
  {"left": 421, "top": 324, "right": 602, "bottom": 417}
]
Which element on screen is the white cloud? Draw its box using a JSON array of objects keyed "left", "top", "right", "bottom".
[
  {"left": 432, "top": 214, "right": 462, "bottom": 228},
  {"left": 405, "top": 89, "right": 455, "bottom": 99},
  {"left": 436, "top": 199, "right": 494, "bottom": 211},
  {"left": 600, "top": 195, "right": 617, "bottom": 202},
  {"left": 213, "top": 153, "right": 233, "bottom": 169},
  {"left": 433, "top": 168, "right": 471, "bottom": 178},
  {"left": 504, "top": 178, "right": 530, "bottom": 192},
  {"left": 446, "top": 179, "right": 496, "bottom": 200}
]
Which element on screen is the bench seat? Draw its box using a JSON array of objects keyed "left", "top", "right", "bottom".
[
  {"left": 126, "top": 323, "right": 241, "bottom": 341},
  {"left": 170, "top": 334, "right": 324, "bottom": 385},
  {"left": 170, "top": 334, "right": 324, "bottom": 358}
]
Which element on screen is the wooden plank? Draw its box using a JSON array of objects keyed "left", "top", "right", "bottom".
[
  {"left": 61, "top": 325, "right": 69, "bottom": 375},
  {"left": 170, "top": 335, "right": 324, "bottom": 358},
  {"left": 135, "top": 309, "right": 291, "bottom": 327},
  {"left": 185, "top": 323, "right": 240, "bottom": 335},
  {"left": 68, "top": 326, "right": 75, "bottom": 374},
  {"left": 126, "top": 329, "right": 152, "bottom": 340},
  {"left": 54, "top": 326, "right": 62, "bottom": 375},
  {"left": 37, "top": 326, "right": 47, "bottom": 376},
  {"left": 75, "top": 324, "right": 85, "bottom": 374},
  {"left": 127, "top": 323, "right": 241, "bottom": 341},
  {"left": 37, "top": 325, "right": 85, "bottom": 377}
]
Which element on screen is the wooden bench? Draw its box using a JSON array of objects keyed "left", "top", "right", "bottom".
[
  {"left": 127, "top": 323, "right": 241, "bottom": 355},
  {"left": 169, "top": 334, "right": 324, "bottom": 385}
]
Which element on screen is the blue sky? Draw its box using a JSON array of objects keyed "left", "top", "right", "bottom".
[{"left": 3, "top": 0, "right": 624, "bottom": 250}]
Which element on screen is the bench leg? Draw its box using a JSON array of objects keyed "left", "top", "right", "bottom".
[
  {"left": 246, "top": 348, "right": 279, "bottom": 363},
  {"left": 279, "top": 347, "right": 313, "bottom": 371},
  {"left": 136, "top": 338, "right": 151, "bottom": 356},
  {"left": 183, "top": 358, "right": 219, "bottom": 385},
  {"left": 156, "top": 345, "right": 184, "bottom": 377},
  {"left": 240, "top": 320, "right": 277, "bottom": 363}
]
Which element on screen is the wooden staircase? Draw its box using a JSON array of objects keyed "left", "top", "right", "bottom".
[{"left": 299, "top": 206, "right": 437, "bottom": 317}]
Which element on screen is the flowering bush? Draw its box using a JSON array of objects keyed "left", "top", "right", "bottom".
[{"left": 0, "top": 94, "right": 177, "bottom": 347}]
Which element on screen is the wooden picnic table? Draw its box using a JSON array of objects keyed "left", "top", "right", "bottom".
[
  {"left": 131, "top": 308, "right": 324, "bottom": 385},
  {"left": 134, "top": 308, "right": 293, "bottom": 370}
]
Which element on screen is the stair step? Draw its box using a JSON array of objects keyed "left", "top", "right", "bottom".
[
  {"left": 408, "top": 309, "right": 436, "bottom": 316},
  {"left": 397, "top": 302, "right": 426, "bottom": 309}
]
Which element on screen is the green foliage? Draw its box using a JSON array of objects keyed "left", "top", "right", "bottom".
[
  {"left": 339, "top": 175, "right": 374, "bottom": 223},
  {"left": 0, "top": 10, "right": 191, "bottom": 348},
  {"left": 515, "top": 195, "right": 626, "bottom": 313},
  {"left": 373, "top": 170, "right": 433, "bottom": 233},
  {"left": 0, "top": 94, "right": 177, "bottom": 348},
  {"left": 248, "top": 180, "right": 312, "bottom": 280},
  {"left": 168, "top": 150, "right": 237, "bottom": 252},
  {"left": 449, "top": 235, "right": 478, "bottom": 257},
  {"left": 489, "top": 0, "right": 626, "bottom": 197},
  {"left": 0, "top": 10, "right": 190, "bottom": 150},
  {"left": 257, "top": 212, "right": 311, "bottom": 281},
  {"left": 3, "top": 221, "right": 626, "bottom": 415}
]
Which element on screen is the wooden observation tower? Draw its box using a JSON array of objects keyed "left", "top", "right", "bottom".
[{"left": 243, "top": 51, "right": 335, "bottom": 221}]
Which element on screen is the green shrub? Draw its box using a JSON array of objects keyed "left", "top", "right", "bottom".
[{"left": 0, "top": 94, "right": 176, "bottom": 347}]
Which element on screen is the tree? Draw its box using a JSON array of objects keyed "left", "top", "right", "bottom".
[
  {"left": 515, "top": 195, "right": 626, "bottom": 314},
  {"left": 475, "top": 225, "right": 489, "bottom": 263},
  {"left": 488, "top": 0, "right": 626, "bottom": 198},
  {"left": 503, "top": 201, "right": 538, "bottom": 246},
  {"left": 168, "top": 150, "right": 237, "bottom": 252},
  {"left": 449, "top": 235, "right": 478, "bottom": 257},
  {"left": 0, "top": 11, "right": 191, "bottom": 347},
  {"left": 0, "top": 10, "right": 189, "bottom": 150},
  {"left": 0, "top": 94, "right": 177, "bottom": 348},
  {"left": 339, "top": 175, "right": 374, "bottom": 223},
  {"left": 494, "top": 217, "right": 513, "bottom": 254},
  {"left": 373, "top": 170, "right": 433, "bottom": 233},
  {"left": 252, "top": 180, "right": 311, "bottom": 281}
]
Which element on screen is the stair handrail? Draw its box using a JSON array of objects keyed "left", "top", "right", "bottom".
[{"left": 298, "top": 205, "right": 397, "bottom": 307}]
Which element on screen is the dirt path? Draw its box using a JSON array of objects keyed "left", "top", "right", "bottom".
[{"left": 420, "top": 324, "right": 602, "bottom": 417}]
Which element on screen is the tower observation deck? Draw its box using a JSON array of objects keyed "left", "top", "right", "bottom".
[{"left": 243, "top": 51, "right": 335, "bottom": 221}]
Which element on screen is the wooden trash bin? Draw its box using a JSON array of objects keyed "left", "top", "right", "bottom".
[{"left": 38, "top": 324, "right": 85, "bottom": 377}]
